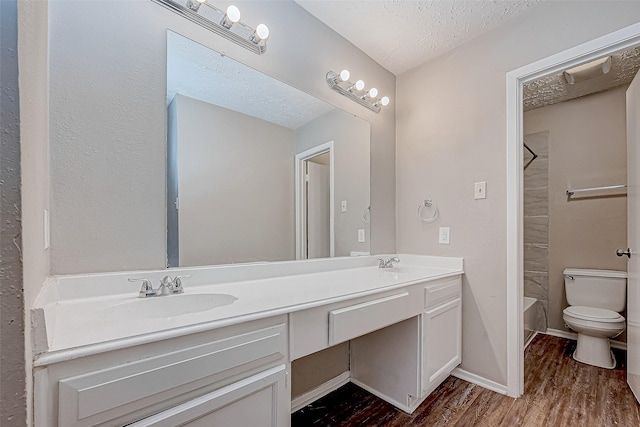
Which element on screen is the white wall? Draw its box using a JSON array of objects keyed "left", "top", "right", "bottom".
[
  {"left": 173, "top": 95, "right": 296, "bottom": 266},
  {"left": 396, "top": 2, "right": 640, "bottom": 386},
  {"left": 525, "top": 86, "right": 628, "bottom": 338},
  {"left": 47, "top": 0, "right": 396, "bottom": 275},
  {"left": 296, "top": 109, "right": 371, "bottom": 256}
]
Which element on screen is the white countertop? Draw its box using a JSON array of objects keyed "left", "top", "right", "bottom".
[{"left": 33, "top": 254, "right": 463, "bottom": 366}]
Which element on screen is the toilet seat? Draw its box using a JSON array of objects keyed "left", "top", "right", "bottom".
[{"left": 563, "top": 306, "right": 624, "bottom": 323}]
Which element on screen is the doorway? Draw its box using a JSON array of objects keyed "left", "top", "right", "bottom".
[
  {"left": 295, "top": 141, "right": 335, "bottom": 260},
  {"left": 506, "top": 23, "right": 640, "bottom": 398}
]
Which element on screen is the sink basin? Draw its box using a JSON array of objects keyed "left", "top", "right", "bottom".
[{"left": 105, "top": 293, "right": 238, "bottom": 319}]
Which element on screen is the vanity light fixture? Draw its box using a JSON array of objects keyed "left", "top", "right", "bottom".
[
  {"left": 152, "top": 0, "right": 269, "bottom": 54},
  {"left": 326, "top": 70, "right": 390, "bottom": 113}
]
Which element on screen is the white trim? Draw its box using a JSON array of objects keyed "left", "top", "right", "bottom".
[
  {"left": 545, "top": 328, "right": 628, "bottom": 351},
  {"left": 295, "top": 141, "right": 335, "bottom": 260},
  {"left": 506, "top": 22, "right": 640, "bottom": 398},
  {"left": 524, "top": 331, "right": 538, "bottom": 350},
  {"left": 451, "top": 368, "right": 507, "bottom": 395},
  {"left": 545, "top": 328, "right": 578, "bottom": 341},
  {"left": 290, "top": 371, "right": 350, "bottom": 413}
]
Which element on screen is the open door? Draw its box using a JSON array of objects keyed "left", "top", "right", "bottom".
[
  {"left": 306, "top": 158, "right": 330, "bottom": 259},
  {"left": 627, "top": 68, "right": 640, "bottom": 402},
  {"left": 295, "top": 141, "right": 334, "bottom": 260}
]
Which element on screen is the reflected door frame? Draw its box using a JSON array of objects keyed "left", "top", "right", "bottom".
[{"left": 295, "top": 141, "right": 335, "bottom": 260}]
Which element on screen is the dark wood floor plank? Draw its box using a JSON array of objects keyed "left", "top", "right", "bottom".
[
  {"left": 498, "top": 394, "right": 551, "bottom": 427},
  {"left": 406, "top": 378, "right": 484, "bottom": 427},
  {"left": 452, "top": 388, "right": 514, "bottom": 427},
  {"left": 292, "top": 334, "right": 640, "bottom": 427}
]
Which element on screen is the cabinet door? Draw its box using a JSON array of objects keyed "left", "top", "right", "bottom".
[
  {"left": 422, "top": 298, "right": 461, "bottom": 395},
  {"left": 127, "top": 365, "right": 289, "bottom": 427}
]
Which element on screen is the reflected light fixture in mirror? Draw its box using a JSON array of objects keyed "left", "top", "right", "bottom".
[
  {"left": 326, "top": 70, "right": 390, "bottom": 113},
  {"left": 152, "top": 0, "right": 270, "bottom": 54}
]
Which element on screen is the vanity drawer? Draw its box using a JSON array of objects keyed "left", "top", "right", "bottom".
[
  {"left": 58, "top": 323, "right": 287, "bottom": 427},
  {"left": 329, "top": 292, "right": 411, "bottom": 346},
  {"left": 424, "top": 277, "right": 461, "bottom": 309}
]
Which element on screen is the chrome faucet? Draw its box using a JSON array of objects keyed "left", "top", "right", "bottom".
[
  {"left": 129, "top": 275, "right": 191, "bottom": 298},
  {"left": 378, "top": 257, "right": 400, "bottom": 269}
]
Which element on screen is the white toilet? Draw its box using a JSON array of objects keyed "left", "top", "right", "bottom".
[{"left": 563, "top": 268, "right": 627, "bottom": 369}]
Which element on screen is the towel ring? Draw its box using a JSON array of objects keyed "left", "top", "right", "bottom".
[
  {"left": 363, "top": 206, "right": 371, "bottom": 224},
  {"left": 418, "top": 199, "right": 439, "bottom": 223}
]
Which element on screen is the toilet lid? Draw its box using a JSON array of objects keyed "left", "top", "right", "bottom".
[{"left": 564, "top": 306, "right": 624, "bottom": 323}]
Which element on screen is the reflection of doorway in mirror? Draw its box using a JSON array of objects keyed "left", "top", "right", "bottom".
[
  {"left": 306, "top": 153, "right": 330, "bottom": 259},
  {"left": 295, "top": 141, "right": 334, "bottom": 260}
]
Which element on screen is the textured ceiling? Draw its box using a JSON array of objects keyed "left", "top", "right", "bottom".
[
  {"left": 167, "top": 31, "right": 334, "bottom": 129},
  {"left": 296, "top": 0, "right": 540, "bottom": 75},
  {"left": 523, "top": 46, "right": 640, "bottom": 111}
]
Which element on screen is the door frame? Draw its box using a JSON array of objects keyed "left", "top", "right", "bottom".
[
  {"left": 506, "top": 22, "right": 640, "bottom": 398},
  {"left": 295, "top": 141, "right": 335, "bottom": 260}
]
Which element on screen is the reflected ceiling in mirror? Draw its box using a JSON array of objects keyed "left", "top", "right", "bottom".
[
  {"left": 166, "top": 31, "right": 371, "bottom": 267},
  {"left": 167, "top": 32, "right": 334, "bottom": 127}
]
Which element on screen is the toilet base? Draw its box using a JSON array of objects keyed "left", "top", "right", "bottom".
[{"left": 573, "top": 333, "right": 615, "bottom": 369}]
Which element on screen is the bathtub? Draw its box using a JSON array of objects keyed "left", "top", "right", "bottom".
[{"left": 524, "top": 297, "right": 539, "bottom": 348}]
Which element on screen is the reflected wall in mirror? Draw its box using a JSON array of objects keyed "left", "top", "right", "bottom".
[{"left": 166, "top": 31, "right": 371, "bottom": 267}]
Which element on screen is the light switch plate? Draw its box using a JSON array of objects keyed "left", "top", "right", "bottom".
[
  {"left": 475, "top": 181, "right": 487, "bottom": 199},
  {"left": 439, "top": 227, "right": 450, "bottom": 244},
  {"left": 341, "top": 200, "right": 348, "bottom": 212},
  {"left": 357, "top": 229, "right": 365, "bottom": 243}
]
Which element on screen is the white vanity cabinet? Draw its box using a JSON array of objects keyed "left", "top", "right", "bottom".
[
  {"left": 35, "top": 316, "right": 289, "bottom": 427},
  {"left": 422, "top": 277, "right": 462, "bottom": 396},
  {"left": 33, "top": 256, "right": 464, "bottom": 425},
  {"left": 349, "top": 276, "right": 462, "bottom": 413}
]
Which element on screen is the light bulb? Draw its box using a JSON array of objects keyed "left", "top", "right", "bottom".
[
  {"left": 380, "top": 96, "right": 390, "bottom": 106},
  {"left": 253, "top": 24, "right": 269, "bottom": 41},
  {"left": 355, "top": 80, "right": 365, "bottom": 91},
  {"left": 197, "top": 0, "right": 206, "bottom": 3},
  {"left": 221, "top": 4, "right": 241, "bottom": 28},
  {"left": 226, "top": 5, "right": 240, "bottom": 23},
  {"left": 339, "top": 69, "right": 350, "bottom": 82},
  {"left": 368, "top": 87, "right": 378, "bottom": 98}
]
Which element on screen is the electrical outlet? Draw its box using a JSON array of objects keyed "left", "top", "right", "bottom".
[
  {"left": 358, "top": 229, "right": 365, "bottom": 243},
  {"left": 439, "top": 227, "right": 450, "bottom": 244},
  {"left": 474, "top": 181, "right": 487, "bottom": 199}
]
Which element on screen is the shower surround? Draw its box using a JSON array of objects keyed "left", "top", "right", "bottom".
[{"left": 523, "top": 131, "right": 549, "bottom": 332}]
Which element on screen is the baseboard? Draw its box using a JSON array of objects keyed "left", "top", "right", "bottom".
[
  {"left": 545, "top": 328, "right": 627, "bottom": 351},
  {"left": 451, "top": 368, "right": 508, "bottom": 395},
  {"left": 291, "top": 371, "right": 351, "bottom": 413}
]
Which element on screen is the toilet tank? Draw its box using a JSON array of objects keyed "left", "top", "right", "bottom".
[{"left": 564, "top": 268, "right": 627, "bottom": 312}]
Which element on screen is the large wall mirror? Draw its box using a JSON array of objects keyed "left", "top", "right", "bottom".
[{"left": 166, "top": 31, "right": 371, "bottom": 267}]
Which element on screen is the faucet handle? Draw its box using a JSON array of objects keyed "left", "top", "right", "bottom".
[
  {"left": 172, "top": 274, "right": 191, "bottom": 294},
  {"left": 129, "top": 278, "right": 156, "bottom": 298}
]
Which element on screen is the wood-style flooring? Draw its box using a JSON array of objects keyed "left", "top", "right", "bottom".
[{"left": 291, "top": 334, "right": 640, "bottom": 426}]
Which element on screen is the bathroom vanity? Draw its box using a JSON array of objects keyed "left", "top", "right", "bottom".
[{"left": 32, "top": 255, "right": 462, "bottom": 426}]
